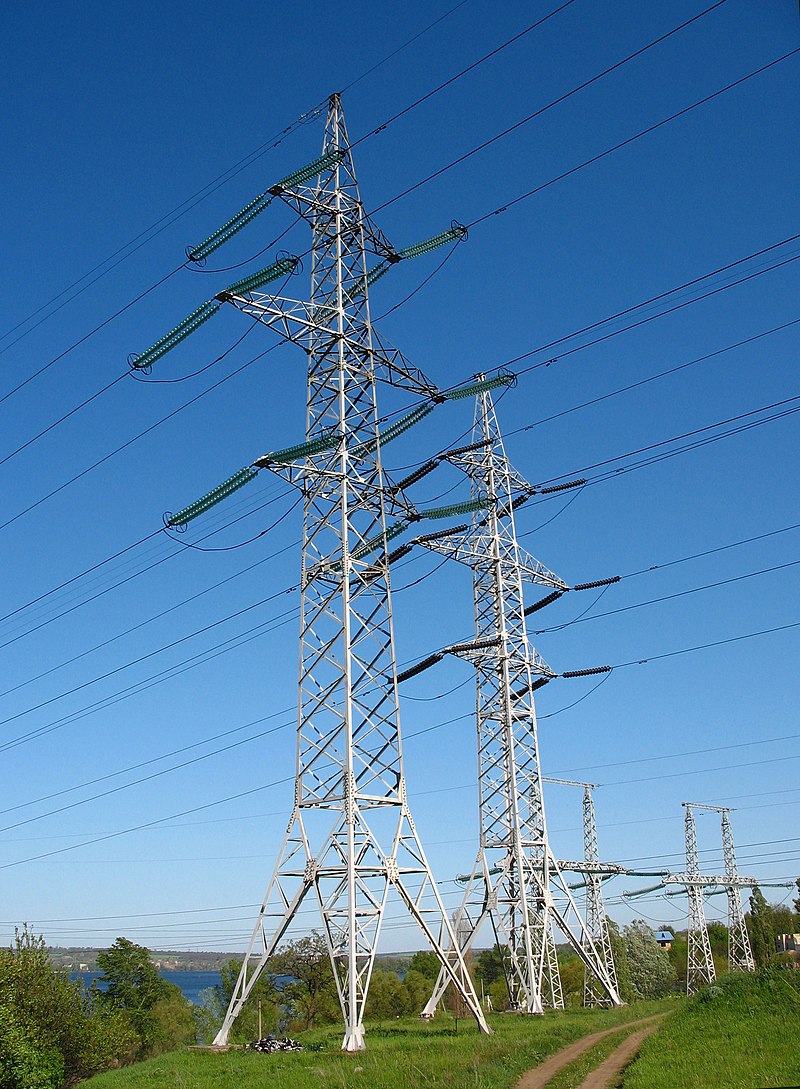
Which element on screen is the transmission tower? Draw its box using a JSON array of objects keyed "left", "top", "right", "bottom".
[
  {"left": 625, "top": 802, "right": 788, "bottom": 991},
  {"left": 543, "top": 778, "right": 619, "bottom": 1007},
  {"left": 683, "top": 803, "right": 716, "bottom": 993},
  {"left": 720, "top": 808, "right": 756, "bottom": 972},
  {"left": 692, "top": 805, "right": 755, "bottom": 974},
  {"left": 412, "top": 387, "right": 621, "bottom": 1015},
  {"left": 163, "top": 93, "right": 491, "bottom": 1052}
]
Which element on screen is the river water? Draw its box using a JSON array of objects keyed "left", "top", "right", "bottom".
[{"left": 74, "top": 969, "right": 223, "bottom": 1005}]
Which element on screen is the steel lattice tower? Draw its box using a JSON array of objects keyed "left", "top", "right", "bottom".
[
  {"left": 543, "top": 778, "right": 619, "bottom": 1007},
  {"left": 684, "top": 803, "right": 716, "bottom": 994},
  {"left": 418, "top": 387, "right": 621, "bottom": 1015},
  {"left": 720, "top": 809, "right": 755, "bottom": 972},
  {"left": 211, "top": 94, "right": 488, "bottom": 1052}
]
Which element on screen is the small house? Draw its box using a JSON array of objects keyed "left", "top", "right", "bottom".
[{"left": 655, "top": 930, "right": 674, "bottom": 950}]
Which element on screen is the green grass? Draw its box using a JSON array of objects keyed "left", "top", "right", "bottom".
[
  {"left": 621, "top": 970, "right": 800, "bottom": 1089},
  {"left": 83, "top": 1002, "right": 667, "bottom": 1089}
]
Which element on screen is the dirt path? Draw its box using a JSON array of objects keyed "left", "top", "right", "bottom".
[
  {"left": 516, "top": 1014, "right": 667, "bottom": 1089},
  {"left": 574, "top": 1021, "right": 661, "bottom": 1089}
]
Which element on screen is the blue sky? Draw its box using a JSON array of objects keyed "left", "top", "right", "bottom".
[{"left": 0, "top": 0, "right": 798, "bottom": 953}]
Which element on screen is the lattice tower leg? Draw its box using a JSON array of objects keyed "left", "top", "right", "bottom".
[
  {"left": 721, "top": 811, "right": 755, "bottom": 973},
  {"left": 684, "top": 806, "right": 716, "bottom": 995}
]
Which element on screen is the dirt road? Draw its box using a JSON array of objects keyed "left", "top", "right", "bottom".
[{"left": 516, "top": 1013, "right": 667, "bottom": 1089}]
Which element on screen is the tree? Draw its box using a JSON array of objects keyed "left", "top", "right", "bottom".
[
  {"left": 556, "top": 954, "right": 584, "bottom": 1008},
  {"left": 474, "top": 945, "right": 506, "bottom": 989},
  {"left": 606, "top": 918, "right": 634, "bottom": 1003},
  {"left": 0, "top": 926, "right": 135, "bottom": 1087},
  {"left": 622, "top": 920, "right": 676, "bottom": 999},
  {"left": 269, "top": 932, "right": 340, "bottom": 1031},
  {"left": 747, "top": 887, "right": 775, "bottom": 968},
  {"left": 407, "top": 950, "right": 440, "bottom": 981},
  {"left": 210, "top": 959, "right": 280, "bottom": 1043},
  {"left": 95, "top": 937, "right": 194, "bottom": 1058},
  {"left": 95, "top": 938, "right": 170, "bottom": 1012}
]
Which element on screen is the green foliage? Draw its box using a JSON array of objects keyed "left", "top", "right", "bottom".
[
  {"left": 606, "top": 918, "right": 635, "bottom": 1003},
  {"left": 473, "top": 945, "right": 506, "bottom": 988},
  {"left": 621, "top": 920, "right": 676, "bottom": 999},
  {"left": 210, "top": 959, "right": 280, "bottom": 1044},
  {"left": 95, "top": 937, "right": 194, "bottom": 1060},
  {"left": 0, "top": 1004, "right": 63, "bottom": 1089},
  {"left": 747, "top": 887, "right": 775, "bottom": 967},
  {"left": 0, "top": 926, "right": 135, "bottom": 1087},
  {"left": 268, "top": 932, "right": 340, "bottom": 1032},
  {"left": 407, "top": 950, "right": 441, "bottom": 981},
  {"left": 96, "top": 938, "right": 171, "bottom": 1013},
  {"left": 365, "top": 967, "right": 436, "bottom": 1022},
  {"left": 556, "top": 954, "right": 584, "bottom": 1008}
]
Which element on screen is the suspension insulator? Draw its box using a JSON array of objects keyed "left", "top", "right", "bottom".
[
  {"left": 572, "top": 576, "right": 621, "bottom": 591},
  {"left": 445, "top": 636, "right": 501, "bottom": 656},
  {"left": 561, "top": 666, "right": 612, "bottom": 678},
  {"left": 531, "top": 676, "right": 552, "bottom": 691},
  {"left": 166, "top": 466, "right": 260, "bottom": 528},
  {"left": 445, "top": 438, "right": 493, "bottom": 459},
  {"left": 399, "top": 221, "right": 468, "bottom": 260},
  {"left": 419, "top": 497, "right": 488, "bottom": 521},
  {"left": 129, "top": 300, "right": 221, "bottom": 370},
  {"left": 366, "top": 261, "right": 392, "bottom": 287},
  {"left": 356, "top": 403, "right": 435, "bottom": 458},
  {"left": 524, "top": 590, "right": 564, "bottom": 615},
  {"left": 255, "top": 429, "right": 338, "bottom": 467},
  {"left": 267, "top": 147, "right": 347, "bottom": 195},
  {"left": 187, "top": 193, "right": 273, "bottom": 263},
  {"left": 387, "top": 543, "right": 414, "bottom": 565},
  {"left": 393, "top": 459, "right": 440, "bottom": 492},
  {"left": 413, "top": 523, "right": 469, "bottom": 544},
  {"left": 539, "top": 479, "right": 587, "bottom": 494},
  {"left": 218, "top": 256, "right": 299, "bottom": 298},
  {"left": 397, "top": 653, "right": 444, "bottom": 684},
  {"left": 444, "top": 373, "right": 515, "bottom": 400}
]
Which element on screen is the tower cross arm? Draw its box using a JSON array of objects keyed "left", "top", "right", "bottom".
[{"left": 517, "top": 547, "right": 568, "bottom": 590}]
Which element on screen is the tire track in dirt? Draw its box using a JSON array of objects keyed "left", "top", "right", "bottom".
[
  {"left": 516, "top": 1013, "right": 668, "bottom": 1089},
  {"left": 574, "top": 1021, "right": 661, "bottom": 1089}
]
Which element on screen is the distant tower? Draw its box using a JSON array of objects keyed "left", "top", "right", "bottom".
[
  {"left": 720, "top": 808, "right": 755, "bottom": 972},
  {"left": 684, "top": 803, "right": 716, "bottom": 994},
  {"left": 542, "top": 778, "right": 619, "bottom": 1007},
  {"left": 416, "top": 387, "right": 621, "bottom": 1015},
  {"left": 202, "top": 94, "right": 489, "bottom": 1052}
]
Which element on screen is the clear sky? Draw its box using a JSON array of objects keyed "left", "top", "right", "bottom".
[{"left": 0, "top": 0, "right": 798, "bottom": 954}]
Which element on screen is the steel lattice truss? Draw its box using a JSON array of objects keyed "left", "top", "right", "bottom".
[
  {"left": 720, "top": 809, "right": 755, "bottom": 973},
  {"left": 418, "top": 389, "right": 621, "bottom": 1015},
  {"left": 212, "top": 94, "right": 488, "bottom": 1053},
  {"left": 683, "top": 805, "right": 717, "bottom": 994},
  {"left": 572, "top": 783, "right": 619, "bottom": 1008}
]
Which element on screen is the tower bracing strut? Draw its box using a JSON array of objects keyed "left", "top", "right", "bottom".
[
  {"left": 418, "top": 387, "right": 621, "bottom": 1016},
  {"left": 210, "top": 94, "right": 489, "bottom": 1052}
]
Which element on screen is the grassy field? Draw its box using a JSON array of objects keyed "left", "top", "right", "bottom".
[
  {"left": 621, "top": 970, "right": 800, "bottom": 1089},
  {"left": 83, "top": 1001, "right": 668, "bottom": 1089}
]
